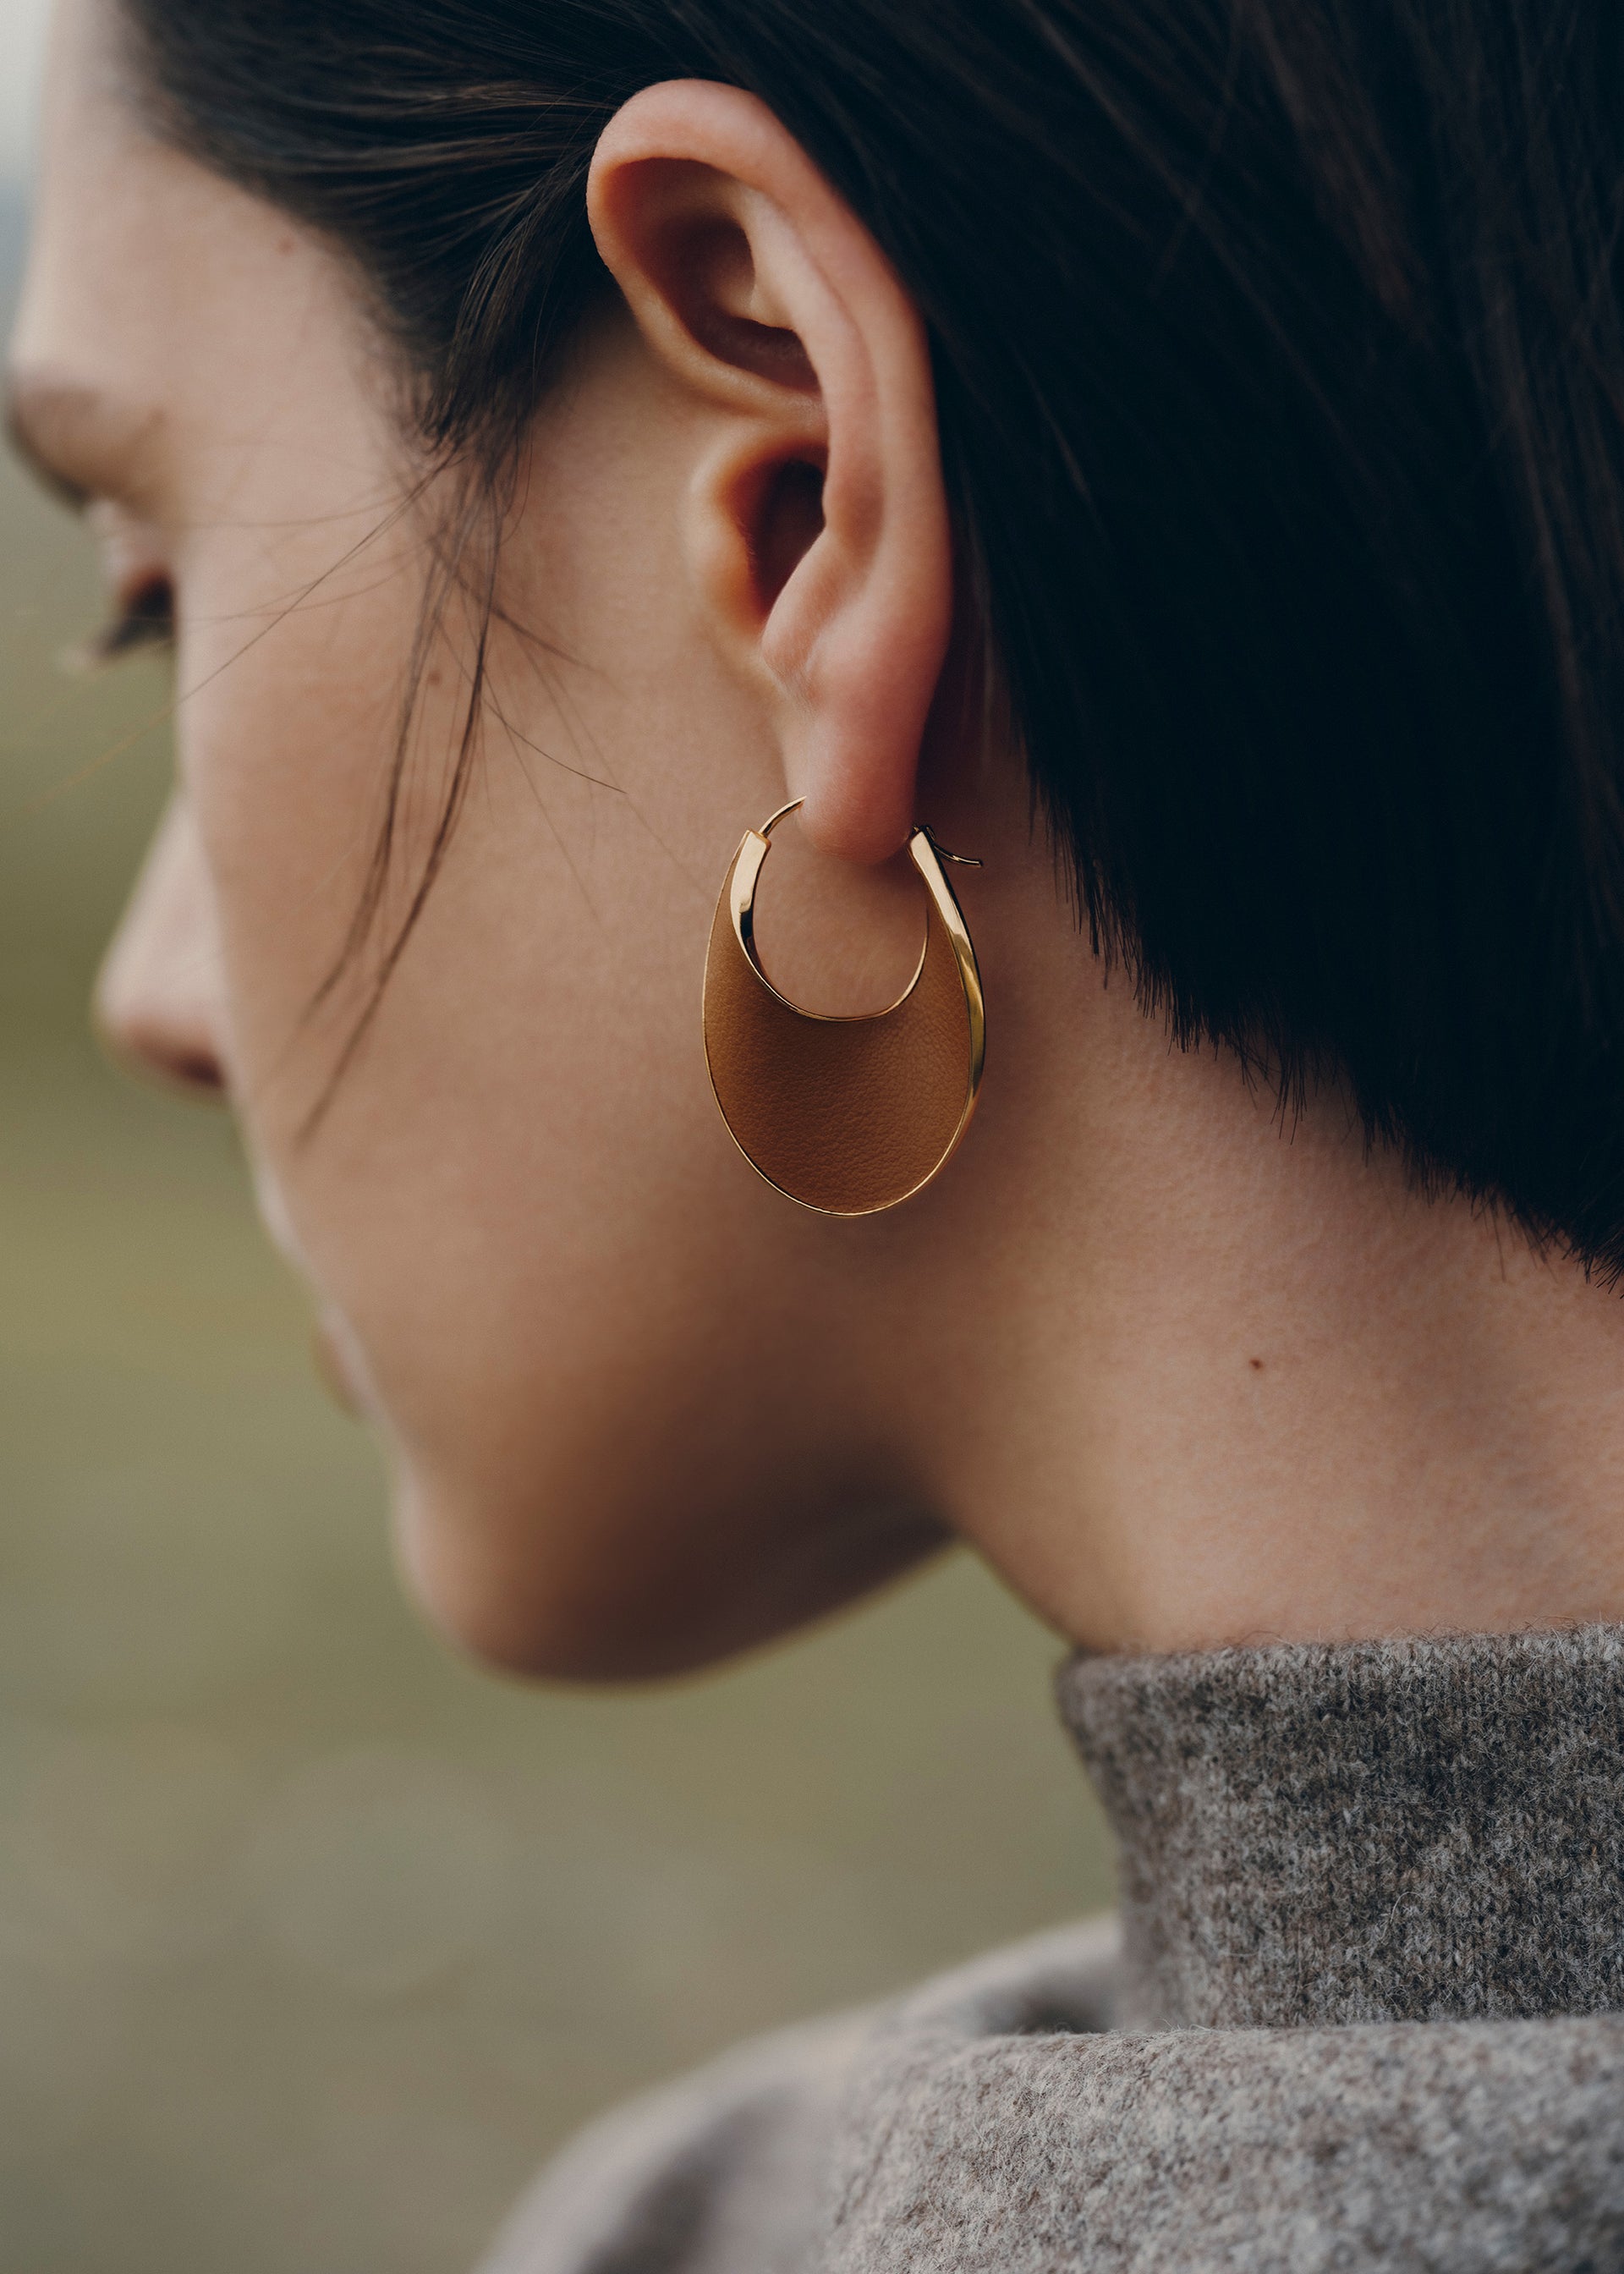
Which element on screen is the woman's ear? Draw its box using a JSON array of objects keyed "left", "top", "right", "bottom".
[{"left": 588, "top": 81, "right": 952, "bottom": 864}]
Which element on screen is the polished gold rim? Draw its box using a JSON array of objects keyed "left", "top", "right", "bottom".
[{"left": 705, "top": 804, "right": 987, "bottom": 1217}]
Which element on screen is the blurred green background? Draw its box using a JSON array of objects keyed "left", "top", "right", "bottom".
[{"left": 0, "top": 188, "right": 1112, "bottom": 2272}]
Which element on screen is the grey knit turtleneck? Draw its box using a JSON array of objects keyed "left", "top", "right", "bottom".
[
  {"left": 1066, "top": 1626, "right": 1624, "bottom": 2030},
  {"left": 480, "top": 1626, "right": 1624, "bottom": 2273}
]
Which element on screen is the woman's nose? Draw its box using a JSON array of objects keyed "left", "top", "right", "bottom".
[{"left": 96, "top": 791, "right": 229, "bottom": 1097}]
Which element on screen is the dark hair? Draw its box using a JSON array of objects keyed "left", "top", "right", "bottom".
[{"left": 123, "top": 0, "right": 1624, "bottom": 1272}]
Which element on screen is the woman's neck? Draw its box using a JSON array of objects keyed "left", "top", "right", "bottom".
[{"left": 900, "top": 826, "right": 1624, "bottom": 1655}]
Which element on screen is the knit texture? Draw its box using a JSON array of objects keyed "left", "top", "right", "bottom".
[
  {"left": 1059, "top": 1624, "right": 1624, "bottom": 2029},
  {"left": 480, "top": 1625, "right": 1624, "bottom": 2273},
  {"left": 817, "top": 2006, "right": 1624, "bottom": 2272}
]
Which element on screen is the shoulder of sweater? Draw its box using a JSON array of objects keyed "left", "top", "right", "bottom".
[
  {"left": 475, "top": 1914, "right": 1123, "bottom": 2274},
  {"left": 821, "top": 2009, "right": 1624, "bottom": 2271}
]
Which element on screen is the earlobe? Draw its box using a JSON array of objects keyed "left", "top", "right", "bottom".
[{"left": 588, "top": 81, "right": 954, "bottom": 866}]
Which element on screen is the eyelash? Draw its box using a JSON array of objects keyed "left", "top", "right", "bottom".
[{"left": 74, "top": 579, "right": 177, "bottom": 671}]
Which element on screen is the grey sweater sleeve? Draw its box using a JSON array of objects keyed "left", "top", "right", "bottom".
[
  {"left": 475, "top": 1920, "right": 1123, "bottom": 2274},
  {"left": 475, "top": 2007, "right": 873, "bottom": 2274}
]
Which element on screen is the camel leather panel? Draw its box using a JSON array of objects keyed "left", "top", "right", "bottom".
[{"left": 704, "top": 849, "right": 974, "bottom": 1214}]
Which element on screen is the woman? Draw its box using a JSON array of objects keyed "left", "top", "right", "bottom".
[{"left": 11, "top": 0, "right": 1624, "bottom": 2262}]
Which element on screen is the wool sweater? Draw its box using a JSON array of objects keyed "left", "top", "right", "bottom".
[{"left": 480, "top": 1626, "right": 1624, "bottom": 2271}]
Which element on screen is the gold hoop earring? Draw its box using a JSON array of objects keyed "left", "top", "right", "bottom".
[{"left": 702, "top": 799, "right": 986, "bottom": 1217}]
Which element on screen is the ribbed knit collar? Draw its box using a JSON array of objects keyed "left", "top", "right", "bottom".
[{"left": 1057, "top": 1625, "right": 1624, "bottom": 2031}]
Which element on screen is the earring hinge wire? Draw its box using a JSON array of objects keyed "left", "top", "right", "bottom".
[{"left": 923, "top": 827, "right": 983, "bottom": 868}]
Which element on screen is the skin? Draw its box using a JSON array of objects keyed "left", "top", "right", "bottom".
[{"left": 11, "top": 0, "right": 1624, "bottom": 1682}]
